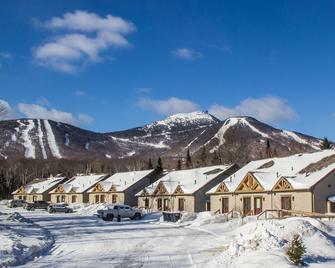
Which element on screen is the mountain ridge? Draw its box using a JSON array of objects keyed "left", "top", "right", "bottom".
[{"left": 0, "top": 111, "right": 322, "bottom": 163}]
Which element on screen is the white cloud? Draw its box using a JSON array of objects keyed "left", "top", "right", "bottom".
[
  {"left": 136, "top": 87, "right": 152, "bottom": 94},
  {"left": 209, "top": 96, "right": 296, "bottom": 124},
  {"left": 0, "top": 52, "right": 13, "bottom": 59},
  {"left": 0, "top": 99, "right": 16, "bottom": 120},
  {"left": 17, "top": 103, "right": 94, "bottom": 126},
  {"left": 33, "top": 10, "right": 135, "bottom": 73},
  {"left": 137, "top": 97, "right": 199, "bottom": 116},
  {"left": 171, "top": 48, "right": 202, "bottom": 60}
]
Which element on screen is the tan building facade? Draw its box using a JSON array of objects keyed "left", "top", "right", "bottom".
[
  {"left": 137, "top": 165, "right": 239, "bottom": 213},
  {"left": 49, "top": 174, "right": 107, "bottom": 204},
  {"left": 208, "top": 151, "right": 335, "bottom": 216},
  {"left": 88, "top": 169, "right": 155, "bottom": 206},
  {"left": 12, "top": 177, "right": 68, "bottom": 202}
]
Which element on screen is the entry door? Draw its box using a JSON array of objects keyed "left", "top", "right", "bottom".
[
  {"left": 157, "top": 198, "right": 162, "bottom": 211},
  {"left": 222, "top": 197, "right": 229, "bottom": 213},
  {"left": 243, "top": 197, "right": 252, "bottom": 215},
  {"left": 178, "top": 198, "right": 185, "bottom": 211},
  {"left": 281, "top": 196, "right": 292, "bottom": 210},
  {"left": 254, "top": 197, "right": 262, "bottom": 215},
  {"left": 163, "top": 198, "right": 169, "bottom": 211}
]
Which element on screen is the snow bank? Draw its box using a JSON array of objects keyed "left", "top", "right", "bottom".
[
  {"left": 69, "top": 203, "right": 107, "bottom": 216},
  {"left": 0, "top": 212, "right": 54, "bottom": 267},
  {"left": 177, "top": 211, "right": 230, "bottom": 226},
  {"left": 211, "top": 217, "right": 335, "bottom": 267}
]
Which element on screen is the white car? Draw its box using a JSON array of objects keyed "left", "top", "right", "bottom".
[{"left": 97, "top": 204, "right": 142, "bottom": 221}]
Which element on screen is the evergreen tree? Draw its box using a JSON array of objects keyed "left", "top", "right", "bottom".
[
  {"left": 155, "top": 157, "right": 163, "bottom": 173},
  {"left": 320, "top": 137, "right": 333, "bottom": 150},
  {"left": 186, "top": 149, "right": 192, "bottom": 168},
  {"left": 266, "top": 139, "right": 272, "bottom": 158},
  {"left": 147, "top": 158, "right": 153, "bottom": 169},
  {"left": 211, "top": 150, "right": 221, "bottom": 165},
  {"left": 200, "top": 146, "right": 207, "bottom": 166},
  {"left": 177, "top": 159, "right": 182, "bottom": 170},
  {"left": 286, "top": 234, "right": 306, "bottom": 266}
]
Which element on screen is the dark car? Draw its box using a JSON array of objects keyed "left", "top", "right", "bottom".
[
  {"left": 7, "top": 199, "right": 27, "bottom": 208},
  {"left": 24, "top": 200, "right": 49, "bottom": 211},
  {"left": 47, "top": 204, "right": 73, "bottom": 213}
]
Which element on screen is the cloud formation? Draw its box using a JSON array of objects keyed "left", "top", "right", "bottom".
[
  {"left": 209, "top": 96, "right": 296, "bottom": 124},
  {"left": 137, "top": 97, "right": 200, "bottom": 116},
  {"left": 0, "top": 52, "right": 13, "bottom": 60},
  {"left": 17, "top": 103, "right": 94, "bottom": 126},
  {"left": 33, "top": 10, "right": 135, "bottom": 73},
  {"left": 171, "top": 48, "right": 202, "bottom": 60},
  {"left": 0, "top": 99, "right": 16, "bottom": 120}
]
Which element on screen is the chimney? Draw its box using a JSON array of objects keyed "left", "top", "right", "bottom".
[{"left": 194, "top": 179, "right": 197, "bottom": 184}]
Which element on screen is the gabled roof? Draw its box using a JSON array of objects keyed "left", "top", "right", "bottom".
[
  {"left": 50, "top": 174, "right": 107, "bottom": 194},
  {"left": 88, "top": 169, "right": 154, "bottom": 193},
  {"left": 208, "top": 150, "right": 335, "bottom": 194},
  {"left": 136, "top": 165, "right": 235, "bottom": 196},
  {"left": 12, "top": 177, "right": 67, "bottom": 195}
]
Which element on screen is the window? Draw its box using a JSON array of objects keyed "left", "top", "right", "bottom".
[
  {"left": 330, "top": 202, "right": 335, "bottom": 213},
  {"left": 61, "top": 195, "right": 66, "bottom": 203},
  {"left": 33, "top": 196, "right": 38, "bottom": 202},
  {"left": 100, "top": 195, "right": 105, "bottom": 203},
  {"left": 144, "top": 198, "right": 149, "bottom": 209},
  {"left": 112, "top": 194, "right": 117, "bottom": 203},
  {"left": 56, "top": 196, "right": 60, "bottom": 203},
  {"left": 72, "top": 195, "right": 77, "bottom": 203},
  {"left": 178, "top": 198, "right": 185, "bottom": 211},
  {"left": 18, "top": 196, "right": 22, "bottom": 200},
  {"left": 95, "top": 195, "right": 99, "bottom": 203}
]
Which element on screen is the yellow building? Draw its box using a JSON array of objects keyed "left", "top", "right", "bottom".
[{"left": 208, "top": 150, "right": 335, "bottom": 216}]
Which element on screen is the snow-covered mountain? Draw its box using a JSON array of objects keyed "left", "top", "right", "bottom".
[{"left": 0, "top": 111, "right": 322, "bottom": 163}]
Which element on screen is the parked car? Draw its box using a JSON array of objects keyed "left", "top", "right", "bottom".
[
  {"left": 47, "top": 204, "right": 73, "bottom": 213},
  {"left": 6, "top": 199, "right": 26, "bottom": 208},
  {"left": 97, "top": 204, "right": 143, "bottom": 221},
  {"left": 24, "top": 200, "right": 49, "bottom": 211}
]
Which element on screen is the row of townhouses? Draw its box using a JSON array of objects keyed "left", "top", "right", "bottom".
[{"left": 12, "top": 150, "right": 335, "bottom": 215}]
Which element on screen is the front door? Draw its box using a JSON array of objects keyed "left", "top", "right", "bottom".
[
  {"left": 281, "top": 196, "right": 292, "bottom": 210},
  {"left": 178, "top": 198, "right": 185, "bottom": 211},
  {"left": 243, "top": 197, "right": 252, "bottom": 216},
  {"left": 157, "top": 198, "right": 162, "bottom": 211},
  {"left": 222, "top": 197, "right": 229, "bottom": 213},
  {"left": 163, "top": 198, "right": 169, "bottom": 211},
  {"left": 254, "top": 197, "right": 262, "bottom": 215}
]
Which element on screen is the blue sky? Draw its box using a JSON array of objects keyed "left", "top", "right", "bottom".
[{"left": 0, "top": 0, "right": 335, "bottom": 139}]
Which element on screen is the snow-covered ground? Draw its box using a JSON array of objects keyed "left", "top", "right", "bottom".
[{"left": 0, "top": 203, "right": 335, "bottom": 267}]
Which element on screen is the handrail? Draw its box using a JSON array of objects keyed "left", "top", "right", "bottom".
[
  {"left": 214, "top": 209, "right": 221, "bottom": 215},
  {"left": 257, "top": 209, "right": 335, "bottom": 220}
]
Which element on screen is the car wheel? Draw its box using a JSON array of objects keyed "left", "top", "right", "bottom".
[
  {"left": 107, "top": 214, "right": 114, "bottom": 221},
  {"left": 13, "top": 205, "right": 17, "bottom": 208},
  {"left": 134, "top": 213, "right": 141, "bottom": 220}
]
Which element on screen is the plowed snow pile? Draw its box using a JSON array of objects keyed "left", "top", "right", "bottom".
[
  {"left": 0, "top": 212, "right": 54, "bottom": 267},
  {"left": 210, "top": 217, "right": 335, "bottom": 267}
]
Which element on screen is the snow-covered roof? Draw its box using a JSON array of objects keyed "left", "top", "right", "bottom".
[
  {"left": 50, "top": 174, "right": 107, "bottom": 194},
  {"left": 136, "top": 165, "right": 235, "bottom": 196},
  {"left": 12, "top": 177, "right": 67, "bottom": 195},
  {"left": 208, "top": 150, "right": 335, "bottom": 193},
  {"left": 88, "top": 169, "right": 154, "bottom": 192}
]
